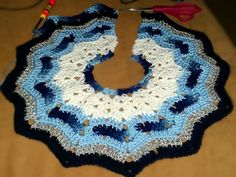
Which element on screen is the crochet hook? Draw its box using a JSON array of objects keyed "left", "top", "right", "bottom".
[
  {"left": 33, "top": 0, "right": 56, "bottom": 33},
  {"left": 119, "top": 3, "right": 202, "bottom": 22}
]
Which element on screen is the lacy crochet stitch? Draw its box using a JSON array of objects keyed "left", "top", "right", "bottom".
[{"left": 2, "top": 3, "right": 232, "bottom": 177}]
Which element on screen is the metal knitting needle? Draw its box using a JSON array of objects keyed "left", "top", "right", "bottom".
[
  {"left": 118, "top": 7, "right": 153, "bottom": 12},
  {"left": 117, "top": 3, "right": 202, "bottom": 22},
  {"left": 33, "top": 0, "right": 56, "bottom": 32}
]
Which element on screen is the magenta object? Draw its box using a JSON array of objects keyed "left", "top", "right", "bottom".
[{"left": 152, "top": 3, "right": 202, "bottom": 22}]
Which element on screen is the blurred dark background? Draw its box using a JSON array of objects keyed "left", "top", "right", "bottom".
[{"left": 205, "top": 0, "right": 236, "bottom": 45}]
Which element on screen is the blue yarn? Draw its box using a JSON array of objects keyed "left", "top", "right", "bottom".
[
  {"left": 49, "top": 107, "right": 82, "bottom": 132},
  {"left": 92, "top": 125, "right": 127, "bottom": 142},
  {"left": 138, "top": 26, "right": 162, "bottom": 36},
  {"left": 135, "top": 119, "right": 174, "bottom": 132},
  {"left": 54, "top": 34, "right": 75, "bottom": 52},
  {"left": 34, "top": 82, "right": 55, "bottom": 105},
  {"left": 169, "top": 95, "right": 198, "bottom": 114},
  {"left": 167, "top": 39, "right": 189, "bottom": 54},
  {"left": 25, "top": 15, "right": 212, "bottom": 150},
  {"left": 83, "top": 53, "right": 152, "bottom": 96},
  {"left": 8, "top": 4, "right": 230, "bottom": 174},
  {"left": 40, "top": 56, "right": 53, "bottom": 75},
  {"left": 84, "top": 25, "right": 111, "bottom": 38},
  {"left": 186, "top": 61, "right": 203, "bottom": 88},
  {"left": 1, "top": 4, "right": 231, "bottom": 177}
]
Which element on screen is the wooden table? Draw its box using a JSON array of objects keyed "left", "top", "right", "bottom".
[{"left": 0, "top": 0, "right": 235, "bottom": 177}]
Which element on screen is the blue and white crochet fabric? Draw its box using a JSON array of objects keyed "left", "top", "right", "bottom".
[{"left": 2, "top": 3, "right": 232, "bottom": 177}]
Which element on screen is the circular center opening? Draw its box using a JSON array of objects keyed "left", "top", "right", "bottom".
[{"left": 92, "top": 58, "right": 144, "bottom": 89}]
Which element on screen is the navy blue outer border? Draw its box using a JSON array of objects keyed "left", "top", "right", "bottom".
[{"left": 1, "top": 7, "right": 233, "bottom": 177}]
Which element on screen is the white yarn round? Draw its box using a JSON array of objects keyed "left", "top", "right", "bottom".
[{"left": 53, "top": 35, "right": 182, "bottom": 121}]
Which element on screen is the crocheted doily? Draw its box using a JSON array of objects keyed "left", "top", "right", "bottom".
[{"left": 2, "top": 3, "right": 232, "bottom": 177}]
